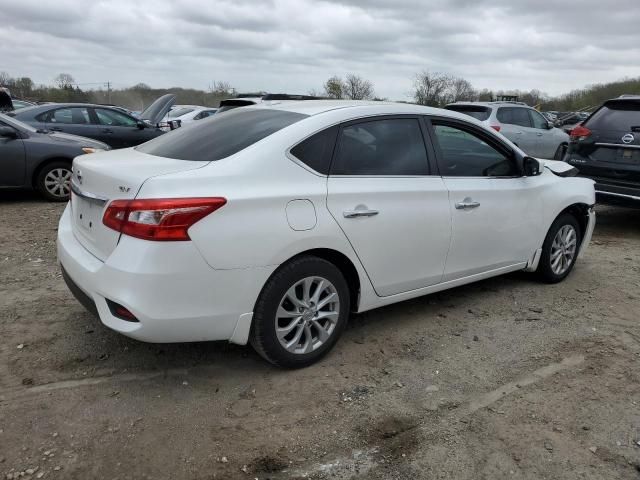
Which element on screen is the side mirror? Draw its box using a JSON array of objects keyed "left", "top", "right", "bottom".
[
  {"left": 523, "top": 156, "right": 543, "bottom": 176},
  {"left": 136, "top": 120, "right": 146, "bottom": 130},
  {"left": 0, "top": 126, "right": 17, "bottom": 138},
  {"left": 546, "top": 121, "right": 554, "bottom": 130}
]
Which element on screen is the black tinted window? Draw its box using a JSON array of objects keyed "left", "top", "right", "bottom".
[
  {"left": 290, "top": 126, "right": 338, "bottom": 174},
  {"left": 585, "top": 102, "right": 640, "bottom": 131},
  {"left": 433, "top": 123, "right": 517, "bottom": 177},
  {"left": 497, "top": 107, "right": 532, "bottom": 128},
  {"left": 137, "top": 109, "right": 307, "bottom": 161},
  {"left": 331, "top": 118, "right": 429, "bottom": 176},
  {"left": 445, "top": 105, "right": 491, "bottom": 121}
]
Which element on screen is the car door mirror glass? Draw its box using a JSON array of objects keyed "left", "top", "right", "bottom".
[
  {"left": 523, "top": 156, "right": 543, "bottom": 176},
  {"left": 546, "top": 121, "right": 554, "bottom": 130}
]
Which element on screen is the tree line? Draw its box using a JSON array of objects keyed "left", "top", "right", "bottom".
[{"left": 1, "top": 70, "right": 639, "bottom": 112}]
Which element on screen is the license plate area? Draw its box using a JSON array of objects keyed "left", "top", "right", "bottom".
[
  {"left": 613, "top": 148, "right": 640, "bottom": 164},
  {"left": 74, "top": 196, "right": 104, "bottom": 237}
]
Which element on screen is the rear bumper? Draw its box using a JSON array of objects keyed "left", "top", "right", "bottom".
[{"left": 57, "top": 205, "right": 275, "bottom": 344}]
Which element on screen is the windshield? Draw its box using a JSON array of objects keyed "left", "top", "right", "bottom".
[
  {"left": 136, "top": 108, "right": 308, "bottom": 161},
  {"left": 0, "top": 112, "right": 38, "bottom": 133},
  {"left": 445, "top": 105, "right": 491, "bottom": 121}
]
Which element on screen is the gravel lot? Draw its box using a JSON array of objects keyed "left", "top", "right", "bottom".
[{"left": 1, "top": 190, "right": 640, "bottom": 480}]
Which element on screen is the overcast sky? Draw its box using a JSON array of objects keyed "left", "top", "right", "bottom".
[{"left": 1, "top": 0, "right": 639, "bottom": 100}]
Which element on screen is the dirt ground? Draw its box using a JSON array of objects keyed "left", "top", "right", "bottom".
[{"left": 1, "top": 189, "right": 640, "bottom": 480}]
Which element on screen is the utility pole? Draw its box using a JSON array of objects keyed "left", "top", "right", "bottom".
[{"left": 105, "top": 81, "right": 111, "bottom": 103}]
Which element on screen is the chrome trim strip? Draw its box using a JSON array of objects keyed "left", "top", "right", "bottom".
[
  {"left": 594, "top": 142, "right": 640, "bottom": 150},
  {"left": 596, "top": 190, "right": 640, "bottom": 201},
  {"left": 70, "top": 181, "right": 108, "bottom": 205}
]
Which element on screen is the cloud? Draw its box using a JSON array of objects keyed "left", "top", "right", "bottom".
[{"left": 1, "top": 0, "right": 639, "bottom": 99}]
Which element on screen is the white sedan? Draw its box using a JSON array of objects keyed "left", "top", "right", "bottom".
[{"left": 58, "top": 101, "right": 596, "bottom": 368}]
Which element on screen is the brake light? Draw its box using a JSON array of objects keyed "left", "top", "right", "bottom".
[
  {"left": 490, "top": 125, "right": 501, "bottom": 132},
  {"left": 570, "top": 125, "right": 591, "bottom": 141},
  {"left": 103, "top": 197, "right": 226, "bottom": 241}
]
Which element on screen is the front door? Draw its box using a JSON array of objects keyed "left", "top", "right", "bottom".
[
  {"left": 529, "top": 109, "right": 557, "bottom": 159},
  {"left": 92, "top": 108, "right": 150, "bottom": 148},
  {"left": 429, "top": 119, "right": 543, "bottom": 281},
  {"left": 326, "top": 116, "right": 451, "bottom": 297}
]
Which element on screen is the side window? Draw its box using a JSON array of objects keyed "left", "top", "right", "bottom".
[
  {"left": 529, "top": 110, "right": 549, "bottom": 129},
  {"left": 49, "top": 108, "right": 90, "bottom": 124},
  {"left": 497, "top": 107, "right": 532, "bottom": 128},
  {"left": 331, "top": 118, "right": 429, "bottom": 176},
  {"left": 290, "top": 126, "right": 338, "bottom": 175},
  {"left": 432, "top": 123, "right": 518, "bottom": 177},
  {"left": 95, "top": 108, "right": 138, "bottom": 127}
]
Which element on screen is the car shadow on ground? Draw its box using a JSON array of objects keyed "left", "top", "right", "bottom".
[{"left": 0, "top": 189, "right": 48, "bottom": 204}]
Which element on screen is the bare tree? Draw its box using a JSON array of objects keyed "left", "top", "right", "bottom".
[
  {"left": 448, "top": 77, "right": 476, "bottom": 103},
  {"left": 0, "top": 71, "right": 12, "bottom": 87},
  {"left": 323, "top": 76, "right": 344, "bottom": 99},
  {"left": 209, "top": 80, "right": 233, "bottom": 96},
  {"left": 413, "top": 71, "right": 452, "bottom": 106},
  {"left": 343, "top": 74, "right": 374, "bottom": 100},
  {"left": 132, "top": 82, "right": 151, "bottom": 90},
  {"left": 54, "top": 73, "right": 75, "bottom": 89}
]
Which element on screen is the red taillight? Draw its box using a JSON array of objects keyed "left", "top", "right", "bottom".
[
  {"left": 490, "top": 125, "right": 501, "bottom": 132},
  {"left": 103, "top": 197, "right": 226, "bottom": 241},
  {"left": 570, "top": 125, "right": 591, "bottom": 141}
]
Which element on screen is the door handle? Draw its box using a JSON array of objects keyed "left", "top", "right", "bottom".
[
  {"left": 514, "top": 131, "right": 523, "bottom": 134},
  {"left": 536, "top": 132, "right": 544, "bottom": 136},
  {"left": 343, "top": 209, "right": 379, "bottom": 218},
  {"left": 49, "top": 126, "right": 62, "bottom": 131},
  {"left": 455, "top": 198, "right": 481, "bottom": 210},
  {"left": 101, "top": 128, "right": 113, "bottom": 133}
]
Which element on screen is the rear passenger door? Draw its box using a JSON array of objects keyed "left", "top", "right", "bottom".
[
  {"left": 326, "top": 116, "right": 451, "bottom": 296},
  {"left": 529, "top": 109, "right": 557, "bottom": 159},
  {"left": 496, "top": 107, "right": 538, "bottom": 155},
  {"left": 44, "top": 107, "right": 99, "bottom": 139}
]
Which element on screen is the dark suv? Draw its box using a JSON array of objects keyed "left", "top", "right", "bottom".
[{"left": 565, "top": 95, "right": 640, "bottom": 208}]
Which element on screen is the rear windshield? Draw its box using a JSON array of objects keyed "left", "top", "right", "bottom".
[
  {"left": 136, "top": 108, "right": 307, "bottom": 161},
  {"left": 445, "top": 105, "right": 491, "bottom": 121},
  {"left": 585, "top": 101, "right": 640, "bottom": 131}
]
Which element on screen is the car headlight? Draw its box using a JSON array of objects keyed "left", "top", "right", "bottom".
[{"left": 82, "top": 147, "right": 105, "bottom": 154}]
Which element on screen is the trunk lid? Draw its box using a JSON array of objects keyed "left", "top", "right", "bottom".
[{"left": 70, "top": 148, "right": 208, "bottom": 261}]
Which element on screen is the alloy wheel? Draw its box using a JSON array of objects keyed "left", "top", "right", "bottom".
[
  {"left": 550, "top": 224, "right": 577, "bottom": 275},
  {"left": 275, "top": 276, "right": 340, "bottom": 354}
]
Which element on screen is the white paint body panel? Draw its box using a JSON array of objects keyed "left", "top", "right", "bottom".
[{"left": 58, "top": 101, "right": 596, "bottom": 346}]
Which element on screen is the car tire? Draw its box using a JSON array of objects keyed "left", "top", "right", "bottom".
[
  {"left": 553, "top": 143, "right": 567, "bottom": 160},
  {"left": 537, "top": 213, "right": 582, "bottom": 283},
  {"left": 249, "top": 256, "right": 350, "bottom": 368},
  {"left": 36, "top": 161, "right": 72, "bottom": 202}
]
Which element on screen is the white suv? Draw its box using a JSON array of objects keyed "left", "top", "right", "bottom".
[{"left": 446, "top": 101, "right": 570, "bottom": 160}]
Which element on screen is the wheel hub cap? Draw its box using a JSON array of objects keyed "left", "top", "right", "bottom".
[{"left": 550, "top": 225, "right": 577, "bottom": 275}]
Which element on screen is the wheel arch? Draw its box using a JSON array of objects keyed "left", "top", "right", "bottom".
[
  {"left": 260, "top": 248, "right": 362, "bottom": 314},
  {"left": 557, "top": 202, "right": 591, "bottom": 238}
]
